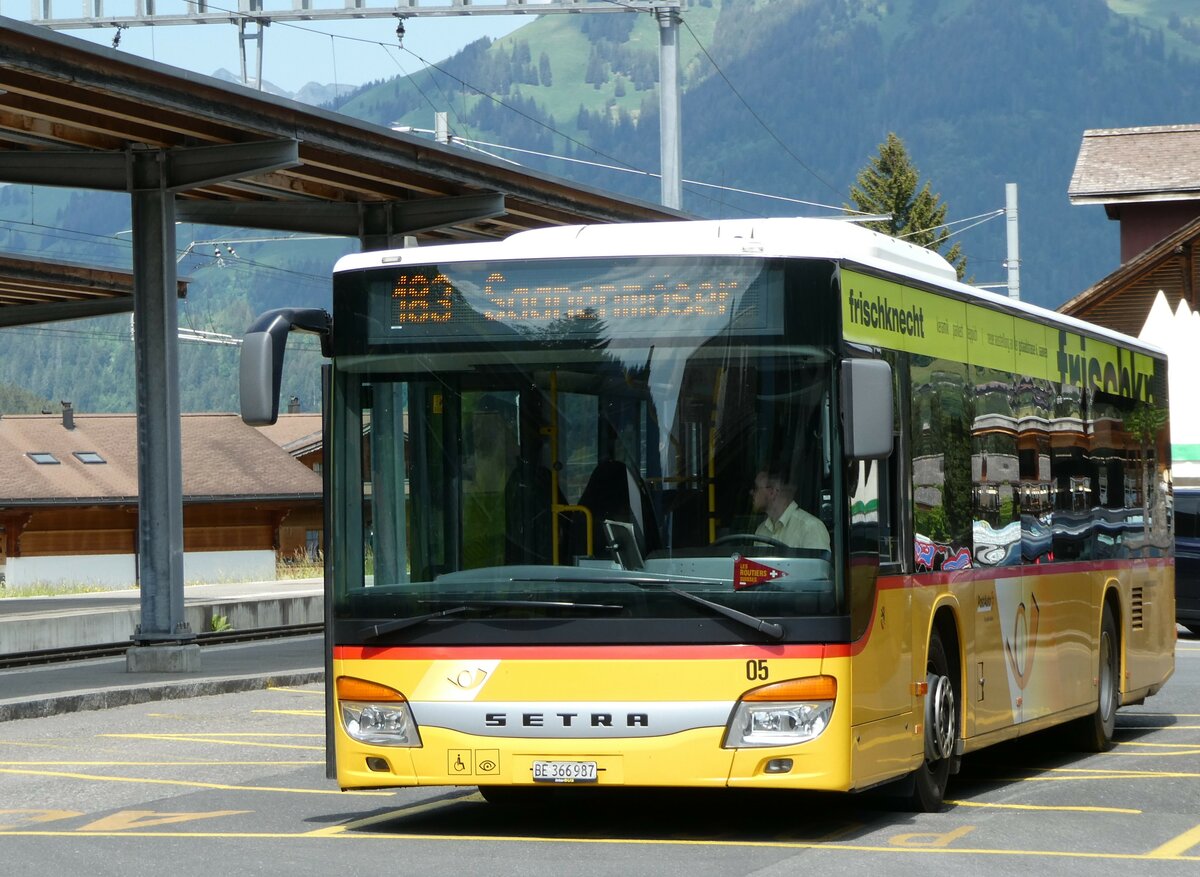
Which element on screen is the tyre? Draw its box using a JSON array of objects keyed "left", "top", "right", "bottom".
[
  {"left": 1071, "top": 603, "right": 1119, "bottom": 752},
  {"left": 906, "top": 630, "right": 957, "bottom": 812}
]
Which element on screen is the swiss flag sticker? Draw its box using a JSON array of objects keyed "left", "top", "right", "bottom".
[{"left": 734, "top": 555, "right": 788, "bottom": 590}]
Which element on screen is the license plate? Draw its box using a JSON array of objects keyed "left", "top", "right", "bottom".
[{"left": 531, "top": 760, "right": 598, "bottom": 783}]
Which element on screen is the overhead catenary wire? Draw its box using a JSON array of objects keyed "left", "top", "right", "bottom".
[
  {"left": 24, "top": 8, "right": 1004, "bottom": 261},
  {"left": 446, "top": 135, "right": 861, "bottom": 214},
  {"left": 676, "top": 17, "right": 841, "bottom": 198},
  {"left": 898, "top": 208, "right": 1006, "bottom": 242},
  {"left": 89, "top": 1, "right": 842, "bottom": 213},
  {"left": 160, "top": 3, "right": 744, "bottom": 213},
  {"left": 81, "top": 2, "right": 798, "bottom": 216}
]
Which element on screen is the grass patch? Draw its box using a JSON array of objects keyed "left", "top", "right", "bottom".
[
  {"left": 0, "top": 582, "right": 135, "bottom": 598},
  {"left": 277, "top": 550, "right": 323, "bottom": 580}
]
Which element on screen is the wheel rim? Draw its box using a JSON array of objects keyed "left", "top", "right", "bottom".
[
  {"left": 1098, "top": 628, "right": 1115, "bottom": 723},
  {"left": 926, "top": 673, "right": 956, "bottom": 762}
]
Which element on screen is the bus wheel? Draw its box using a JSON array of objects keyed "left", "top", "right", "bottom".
[
  {"left": 908, "top": 631, "right": 956, "bottom": 812},
  {"left": 1071, "top": 604, "right": 1119, "bottom": 752}
]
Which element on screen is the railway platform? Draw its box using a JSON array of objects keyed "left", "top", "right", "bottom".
[
  {"left": 0, "top": 579, "right": 324, "bottom": 722},
  {"left": 0, "top": 579, "right": 322, "bottom": 654}
]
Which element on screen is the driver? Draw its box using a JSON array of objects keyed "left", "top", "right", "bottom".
[{"left": 751, "top": 466, "right": 830, "bottom": 551}]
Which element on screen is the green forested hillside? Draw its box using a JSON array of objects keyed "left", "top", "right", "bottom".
[
  {"left": 3, "top": 0, "right": 1200, "bottom": 412},
  {"left": 0, "top": 184, "right": 349, "bottom": 414},
  {"left": 334, "top": 0, "right": 1200, "bottom": 307}
]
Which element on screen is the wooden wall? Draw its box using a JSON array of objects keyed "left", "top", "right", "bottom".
[{"left": 0, "top": 501, "right": 322, "bottom": 560}]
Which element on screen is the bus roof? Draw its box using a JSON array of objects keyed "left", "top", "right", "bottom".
[{"left": 333, "top": 217, "right": 1164, "bottom": 359}]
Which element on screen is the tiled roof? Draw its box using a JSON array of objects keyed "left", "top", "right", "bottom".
[
  {"left": 0, "top": 412, "right": 322, "bottom": 504},
  {"left": 254, "top": 413, "right": 323, "bottom": 456},
  {"left": 1069, "top": 125, "right": 1200, "bottom": 203}
]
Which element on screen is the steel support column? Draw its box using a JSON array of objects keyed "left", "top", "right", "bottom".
[
  {"left": 0, "top": 139, "right": 300, "bottom": 665},
  {"left": 130, "top": 182, "right": 187, "bottom": 643},
  {"left": 656, "top": 5, "right": 682, "bottom": 211}
]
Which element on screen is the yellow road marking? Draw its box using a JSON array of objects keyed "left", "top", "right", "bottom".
[
  {"left": 0, "top": 767, "right": 389, "bottom": 796},
  {"left": 1108, "top": 743, "right": 1200, "bottom": 753},
  {"left": 1049, "top": 766, "right": 1199, "bottom": 774},
  {"left": 0, "top": 810, "right": 82, "bottom": 830},
  {"left": 0, "top": 761, "right": 314, "bottom": 767},
  {"left": 306, "top": 792, "right": 480, "bottom": 837},
  {"left": 80, "top": 810, "right": 250, "bottom": 832},
  {"left": 890, "top": 825, "right": 974, "bottom": 847},
  {"left": 100, "top": 734, "right": 322, "bottom": 751},
  {"left": 102, "top": 732, "right": 323, "bottom": 738},
  {"left": 1148, "top": 823, "right": 1200, "bottom": 859},
  {"left": 0, "top": 828, "right": 1195, "bottom": 860},
  {"left": 1014, "top": 771, "right": 1200, "bottom": 781},
  {"left": 269, "top": 686, "right": 324, "bottom": 695},
  {"left": 947, "top": 800, "right": 1141, "bottom": 813}
]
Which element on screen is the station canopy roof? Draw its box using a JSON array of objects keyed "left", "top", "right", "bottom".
[{"left": 0, "top": 15, "right": 684, "bottom": 324}]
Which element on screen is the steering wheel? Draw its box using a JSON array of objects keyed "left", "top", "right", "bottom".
[{"left": 711, "top": 533, "right": 789, "bottom": 550}]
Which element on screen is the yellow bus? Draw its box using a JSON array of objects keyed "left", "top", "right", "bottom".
[{"left": 241, "top": 217, "right": 1175, "bottom": 810}]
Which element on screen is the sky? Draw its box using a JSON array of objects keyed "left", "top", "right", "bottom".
[{"left": 6, "top": 5, "right": 531, "bottom": 94}]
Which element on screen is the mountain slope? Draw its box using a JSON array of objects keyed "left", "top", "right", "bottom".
[
  {"left": 6, "top": 0, "right": 1200, "bottom": 412},
  {"left": 330, "top": 0, "right": 1200, "bottom": 309}
]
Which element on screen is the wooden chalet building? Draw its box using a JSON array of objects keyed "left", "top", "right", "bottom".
[
  {"left": 1065, "top": 124, "right": 1200, "bottom": 334},
  {"left": 1065, "top": 123, "right": 1200, "bottom": 478},
  {"left": 0, "top": 407, "right": 322, "bottom": 587}
]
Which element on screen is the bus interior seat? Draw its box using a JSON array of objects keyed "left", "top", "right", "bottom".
[{"left": 574, "top": 459, "right": 660, "bottom": 561}]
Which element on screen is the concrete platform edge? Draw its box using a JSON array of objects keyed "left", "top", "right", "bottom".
[{"left": 0, "top": 669, "right": 324, "bottom": 723}]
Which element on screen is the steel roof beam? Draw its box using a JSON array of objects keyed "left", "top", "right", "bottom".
[
  {"left": 0, "top": 139, "right": 299, "bottom": 192},
  {"left": 176, "top": 193, "right": 507, "bottom": 248},
  {"left": 0, "top": 296, "right": 134, "bottom": 327}
]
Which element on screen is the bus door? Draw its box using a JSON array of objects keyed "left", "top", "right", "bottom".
[{"left": 549, "top": 370, "right": 659, "bottom": 565}]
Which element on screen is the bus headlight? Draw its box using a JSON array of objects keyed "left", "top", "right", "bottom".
[
  {"left": 723, "top": 676, "right": 836, "bottom": 748},
  {"left": 337, "top": 676, "right": 422, "bottom": 747}
]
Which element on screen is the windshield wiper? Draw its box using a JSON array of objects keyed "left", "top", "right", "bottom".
[
  {"left": 359, "top": 606, "right": 472, "bottom": 640},
  {"left": 357, "top": 599, "right": 624, "bottom": 641},
  {"left": 627, "top": 579, "right": 785, "bottom": 641}
]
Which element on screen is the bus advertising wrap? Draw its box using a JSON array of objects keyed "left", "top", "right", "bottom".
[{"left": 841, "top": 269, "right": 1157, "bottom": 403}]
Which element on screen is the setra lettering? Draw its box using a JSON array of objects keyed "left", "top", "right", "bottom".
[{"left": 481, "top": 712, "right": 651, "bottom": 729}]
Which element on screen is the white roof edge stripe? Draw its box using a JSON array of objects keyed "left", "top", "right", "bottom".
[{"left": 333, "top": 217, "right": 1162, "bottom": 357}]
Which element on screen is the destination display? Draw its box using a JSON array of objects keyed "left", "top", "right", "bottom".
[
  {"left": 841, "top": 269, "right": 1159, "bottom": 403},
  {"left": 365, "top": 258, "right": 784, "bottom": 343}
]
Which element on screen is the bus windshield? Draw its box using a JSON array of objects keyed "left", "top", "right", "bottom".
[{"left": 331, "top": 257, "right": 843, "bottom": 639}]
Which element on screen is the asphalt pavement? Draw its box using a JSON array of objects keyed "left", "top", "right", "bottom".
[{"left": 0, "top": 634, "right": 324, "bottom": 722}]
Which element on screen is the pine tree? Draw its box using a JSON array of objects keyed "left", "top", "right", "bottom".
[{"left": 846, "top": 132, "right": 967, "bottom": 279}]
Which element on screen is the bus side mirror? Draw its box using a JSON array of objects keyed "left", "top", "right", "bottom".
[
  {"left": 841, "top": 358, "right": 893, "bottom": 460},
  {"left": 239, "top": 308, "right": 332, "bottom": 426}
]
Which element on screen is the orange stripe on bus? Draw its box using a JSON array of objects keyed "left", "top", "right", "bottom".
[{"left": 334, "top": 643, "right": 851, "bottom": 661}]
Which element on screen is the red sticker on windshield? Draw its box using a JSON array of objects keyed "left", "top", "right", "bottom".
[{"left": 734, "top": 556, "right": 788, "bottom": 590}]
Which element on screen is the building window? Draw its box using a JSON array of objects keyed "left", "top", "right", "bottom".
[
  {"left": 27, "top": 452, "right": 60, "bottom": 465},
  {"left": 73, "top": 451, "right": 106, "bottom": 464}
]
